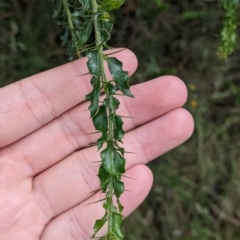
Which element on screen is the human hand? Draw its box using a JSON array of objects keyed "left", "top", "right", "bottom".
[{"left": 0, "top": 49, "right": 193, "bottom": 240}]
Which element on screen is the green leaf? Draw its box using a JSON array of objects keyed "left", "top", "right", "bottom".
[
  {"left": 112, "top": 212, "right": 124, "bottom": 239},
  {"left": 106, "top": 82, "right": 117, "bottom": 96},
  {"left": 76, "top": 19, "right": 93, "bottom": 46},
  {"left": 116, "top": 146, "right": 125, "bottom": 157},
  {"left": 104, "top": 231, "right": 124, "bottom": 240},
  {"left": 114, "top": 150, "right": 125, "bottom": 174},
  {"left": 101, "top": 142, "right": 125, "bottom": 174},
  {"left": 87, "top": 49, "right": 101, "bottom": 78},
  {"left": 113, "top": 176, "right": 124, "bottom": 198},
  {"left": 86, "top": 77, "right": 100, "bottom": 117},
  {"left": 98, "top": 166, "right": 110, "bottom": 192},
  {"left": 66, "top": 41, "right": 75, "bottom": 61},
  {"left": 99, "top": 21, "right": 113, "bottom": 41},
  {"left": 117, "top": 198, "right": 124, "bottom": 214},
  {"left": 107, "top": 57, "right": 133, "bottom": 97},
  {"left": 79, "top": 0, "right": 91, "bottom": 10},
  {"left": 99, "top": 204, "right": 124, "bottom": 240},
  {"left": 71, "top": 9, "right": 84, "bottom": 17},
  {"left": 104, "top": 96, "right": 120, "bottom": 115},
  {"left": 101, "top": 0, "right": 125, "bottom": 11},
  {"left": 111, "top": 97, "right": 120, "bottom": 110},
  {"left": 53, "top": 0, "right": 62, "bottom": 18},
  {"left": 96, "top": 135, "right": 107, "bottom": 150},
  {"left": 93, "top": 105, "right": 108, "bottom": 137},
  {"left": 103, "top": 198, "right": 111, "bottom": 210},
  {"left": 60, "top": 26, "right": 70, "bottom": 46},
  {"left": 98, "top": 11, "right": 111, "bottom": 22},
  {"left": 101, "top": 142, "right": 113, "bottom": 174},
  {"left": 92, "top": 213, "right": 108, "bottom": 238},
  {"left": 113, "top": 115, "right": 124, "bottom": 141}
]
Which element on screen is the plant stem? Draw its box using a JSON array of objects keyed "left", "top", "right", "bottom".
[
  {"left": 62, "top": 0, "right": 81, "bottom": 58},
  {"left": 91, "top": 0, "right": 108, "bottom": 83},
  {"left": 91, "top": 0, "right": 115, "bottom": 237}
]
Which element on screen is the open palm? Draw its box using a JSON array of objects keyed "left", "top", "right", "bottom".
[{"left": 0, "top": 50, "right": 193, "bottom": 240}]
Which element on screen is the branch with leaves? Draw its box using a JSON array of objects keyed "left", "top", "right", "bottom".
[
  {"left": 218, "top": 0, "right": 240, "bottom": 58},
  {"left": 53, "top": 0, "right": 131, "bottom": 239}
]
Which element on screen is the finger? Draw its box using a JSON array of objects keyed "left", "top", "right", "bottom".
[
  {"left": 40, "top": 165, "right": 153, "bottom": 240},
  {"left": 33, "top": 108, "right": 193, "bottom": 217},
  {"left": 0, "top": 49, "right": 137, "bottom": 147},
  {"left": 9, "top": 76, "right": 187, "bottom": 177}
]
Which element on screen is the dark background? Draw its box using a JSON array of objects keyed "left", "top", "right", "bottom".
[{"left": 1, "top": 0, "right": 240, "bottom": 239}]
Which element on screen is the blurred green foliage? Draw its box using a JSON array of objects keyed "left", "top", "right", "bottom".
[
  {"left": 1, "top": 0, "right": 240, "bottom": 239},
  {"left": 218, "top": 0, "right": 240, "bottom": 58},
  {"left": 0, "top": 0, "right": 66, "bottom": 87}
]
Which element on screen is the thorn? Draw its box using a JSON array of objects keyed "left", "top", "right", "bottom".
[
  {"left": 86, "top": 198, "right": 107, "bottom": 205},
  {"left": 118, "top": 115, "right": 136, "bottom": 119},
  {"left": 88, "top": 140, "right": 107, "bottom": 147},
  {"left": 121, "top": 175, "right": 136, "bottom": 180},
  {"left": 75, "top": 44, "right": 96, "bottom": 55},
  {"left": 114, "top": 93, "right": 126, "bottom": 96},
  {"left": 75, "top": 72, "right": 90, "bottom": 77},
  {"left": 112, "top": 93, "right": 136, "bottom": 98},
  {"left": 85, "top": 131, "right": 100, "bottom": 136},
  {"left": 88, "top": 189, "right": 101, "bottom": 194},
  {"left": 90, "top": 160, "right": 102, "bottom": 163},
  {"left": 88, "top": 143, "right": 100, "bottom": 148},
  {"left": 105, "top": 47, "right": 131, "bottom": 56},
  {"left": 93, "top": 235, "right": 106, "bottom": 240},
  {"left": 124, "top": 151, "right": 136, "bottom": 154}
]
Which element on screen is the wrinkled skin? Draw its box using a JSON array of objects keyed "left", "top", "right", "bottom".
[{"left": 0, "top": 50, "right": 194, "bottom": 240}]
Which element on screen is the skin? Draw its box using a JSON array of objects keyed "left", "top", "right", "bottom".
[{"left": 0, "top": 49, "right": 194, "bottom": 240}]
